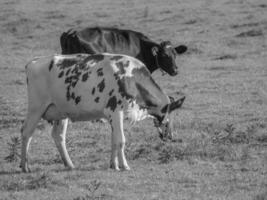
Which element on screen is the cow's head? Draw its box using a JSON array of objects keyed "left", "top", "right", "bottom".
[
  {"left": 153, "top": 95, "right": 186, "bottom": 141},
  {"left": 152, "top": 41, "right": 187, "bottom": 76}
]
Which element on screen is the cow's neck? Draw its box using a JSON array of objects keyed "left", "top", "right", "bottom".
[
  {"left": 132, "top": 69, "right": 170, "bottom": 119},
  {"left": 139, "top": 40, "right": 160, "bottom": 74}
]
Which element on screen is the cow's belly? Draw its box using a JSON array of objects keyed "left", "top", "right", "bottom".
[{"left": 43, "top": 103, "right": 105, "bottom": 122}]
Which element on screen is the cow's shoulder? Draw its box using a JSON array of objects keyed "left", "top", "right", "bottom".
[
  {"left": 106, "top": 55, "right": 161, "bottom": 107},
  {"left": 105, "top": 54, "right": 145, "bottom": 77}
]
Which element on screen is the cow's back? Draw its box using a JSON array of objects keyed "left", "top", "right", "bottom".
[{"left": 61, "top": 27, "right": 149, "bottom": 57}]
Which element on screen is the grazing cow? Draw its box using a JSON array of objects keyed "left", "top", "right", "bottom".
[
  {"left": 21, "top": 53, "right": 185, "bottom": 172},
  {"left": 60, "top": 27, "right": 187, "bottom": 76}
]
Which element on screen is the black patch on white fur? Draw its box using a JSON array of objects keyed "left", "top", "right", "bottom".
[
  {"left": 106, "top": 96, "right": 117, "bottom": 112},
  {"left": 60, "top": 54, "right": 104, "bottom": 104},
  {"left": 92, "top": 87, "right": 95, "bottom": 95},
  {"left": 48, "top": 60, "right": 54, "bottom": 71},
  {"left": 82, "top": 72, "right": 89, "bottom": 82},
  {"left": 115, "top": 62, "right": 126, "bottom": 74},
  {"left": 57, "top": 59, "right": 77, "bottom": 70},
  {"left": 114, "top": 73, "right": 119, "bottom": 81},
  {"left": 75, "top": 96, "right": 81, "bottom": 104},
  {"left": 66, "top": 85, "right": 71, "bottom": 100},
  {"left": 71, "top": 92, "right": 75, "bottom": 99},
  {"left": 97, "top": 68, "right": 104, "bottom": 76},
  {"left": 58, "top": 71, "right": 64, "bottom": 78},
  {"left": 115, "top": 60, "right": 130, "bottom": 74},
  {"left": 95, "top": 97, "right": 100, "bottom": 103},
  {"left": 97, "top": 79, "right": 105, "bottom": 92},
  {"left": 109, "top": 89, "right": 114, "bottom": 96},
  {"left": 66, "top": 68, "right": 71, "bottom": 76}
]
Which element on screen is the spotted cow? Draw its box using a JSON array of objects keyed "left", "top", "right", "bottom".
[{"left": 21, "top": 53, "right": 185, "bottom": 172}]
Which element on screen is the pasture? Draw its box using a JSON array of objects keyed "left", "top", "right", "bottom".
[{"left": 0, "top": 0, "right": 266, "bottom": 199}]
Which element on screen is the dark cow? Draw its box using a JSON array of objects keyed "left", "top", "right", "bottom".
[
  {"left": 21, "top": 53, "right": 185, "bottom": 172},
  {"left": 60, "top": 27, "right": 187, "bottom": 76}
]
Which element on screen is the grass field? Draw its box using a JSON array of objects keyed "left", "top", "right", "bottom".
[{"left": 0, "top": 0, "right": 267, "bottom": 199}]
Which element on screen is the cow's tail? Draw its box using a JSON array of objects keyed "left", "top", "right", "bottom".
[
  {"left": 25, "top": 57, "right": 39, "bottom": 71},
  {"left": 24, "top": 58, "right": 38, "bottom": 84}
]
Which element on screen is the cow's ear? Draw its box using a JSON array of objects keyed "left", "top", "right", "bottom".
[
  {"left": 169, "top": 96, "right": 186, "bottom": 112},
  {"left": 175, "top": 45, "right": 187, "bottom": 54},
  {"left": 151, "top": 47, "right": 159, "bottom": 56}
]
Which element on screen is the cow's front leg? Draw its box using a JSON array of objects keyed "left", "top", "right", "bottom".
[{"left": 108, "top": 111, "right": 130, "bottom": 171}]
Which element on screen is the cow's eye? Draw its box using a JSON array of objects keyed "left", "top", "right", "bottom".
[{"left": 163, "top": 53, "right": 169, "bottom": 57}]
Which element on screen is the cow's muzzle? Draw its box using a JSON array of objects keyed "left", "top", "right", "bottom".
[
  {"left": 169, "top": 69, "right": 178, "bottom": 76},
  {"left": 154, "top": 120, "right": 173, "bottom": 141}
]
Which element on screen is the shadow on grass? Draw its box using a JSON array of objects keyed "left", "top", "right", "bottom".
[{"left": 0, "top": 170, "right": 22, "bottom": 176}]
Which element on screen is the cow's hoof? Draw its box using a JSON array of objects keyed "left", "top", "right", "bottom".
[
  {"left": 112, "top": 166, "right": 120, "bottom": 171},
  {"left": 120, "top": 165, "right": 131, "bottom": 171},
  {"left": 110, "top": 163, "right": 120, "bottom": 171},
  {"left": 20, "top": 162, "right": 31, "bottom": 173},
  {"left": 66, "top": 166, "right": 75, "bottom": 171},
  {"left": 21, "top": 166, "right": 31, "bottom": 173}
]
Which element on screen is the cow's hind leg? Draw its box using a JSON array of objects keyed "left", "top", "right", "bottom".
[
  {"left": 20, "top": 110, "right": 44, "bottom": 173},
  {"left": 109, "top": 111, "right": 130, "bottom": 171},
  {"left": 51, "top": 118, "right": 74, "bottom": 170}
]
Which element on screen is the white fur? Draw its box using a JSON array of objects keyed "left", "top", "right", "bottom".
[
  {"left": 165, "top": 45, "right": 172, "bottom": 49},
  {"left": 125, "top": 101, "right": 150, "bottom": 125}
]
